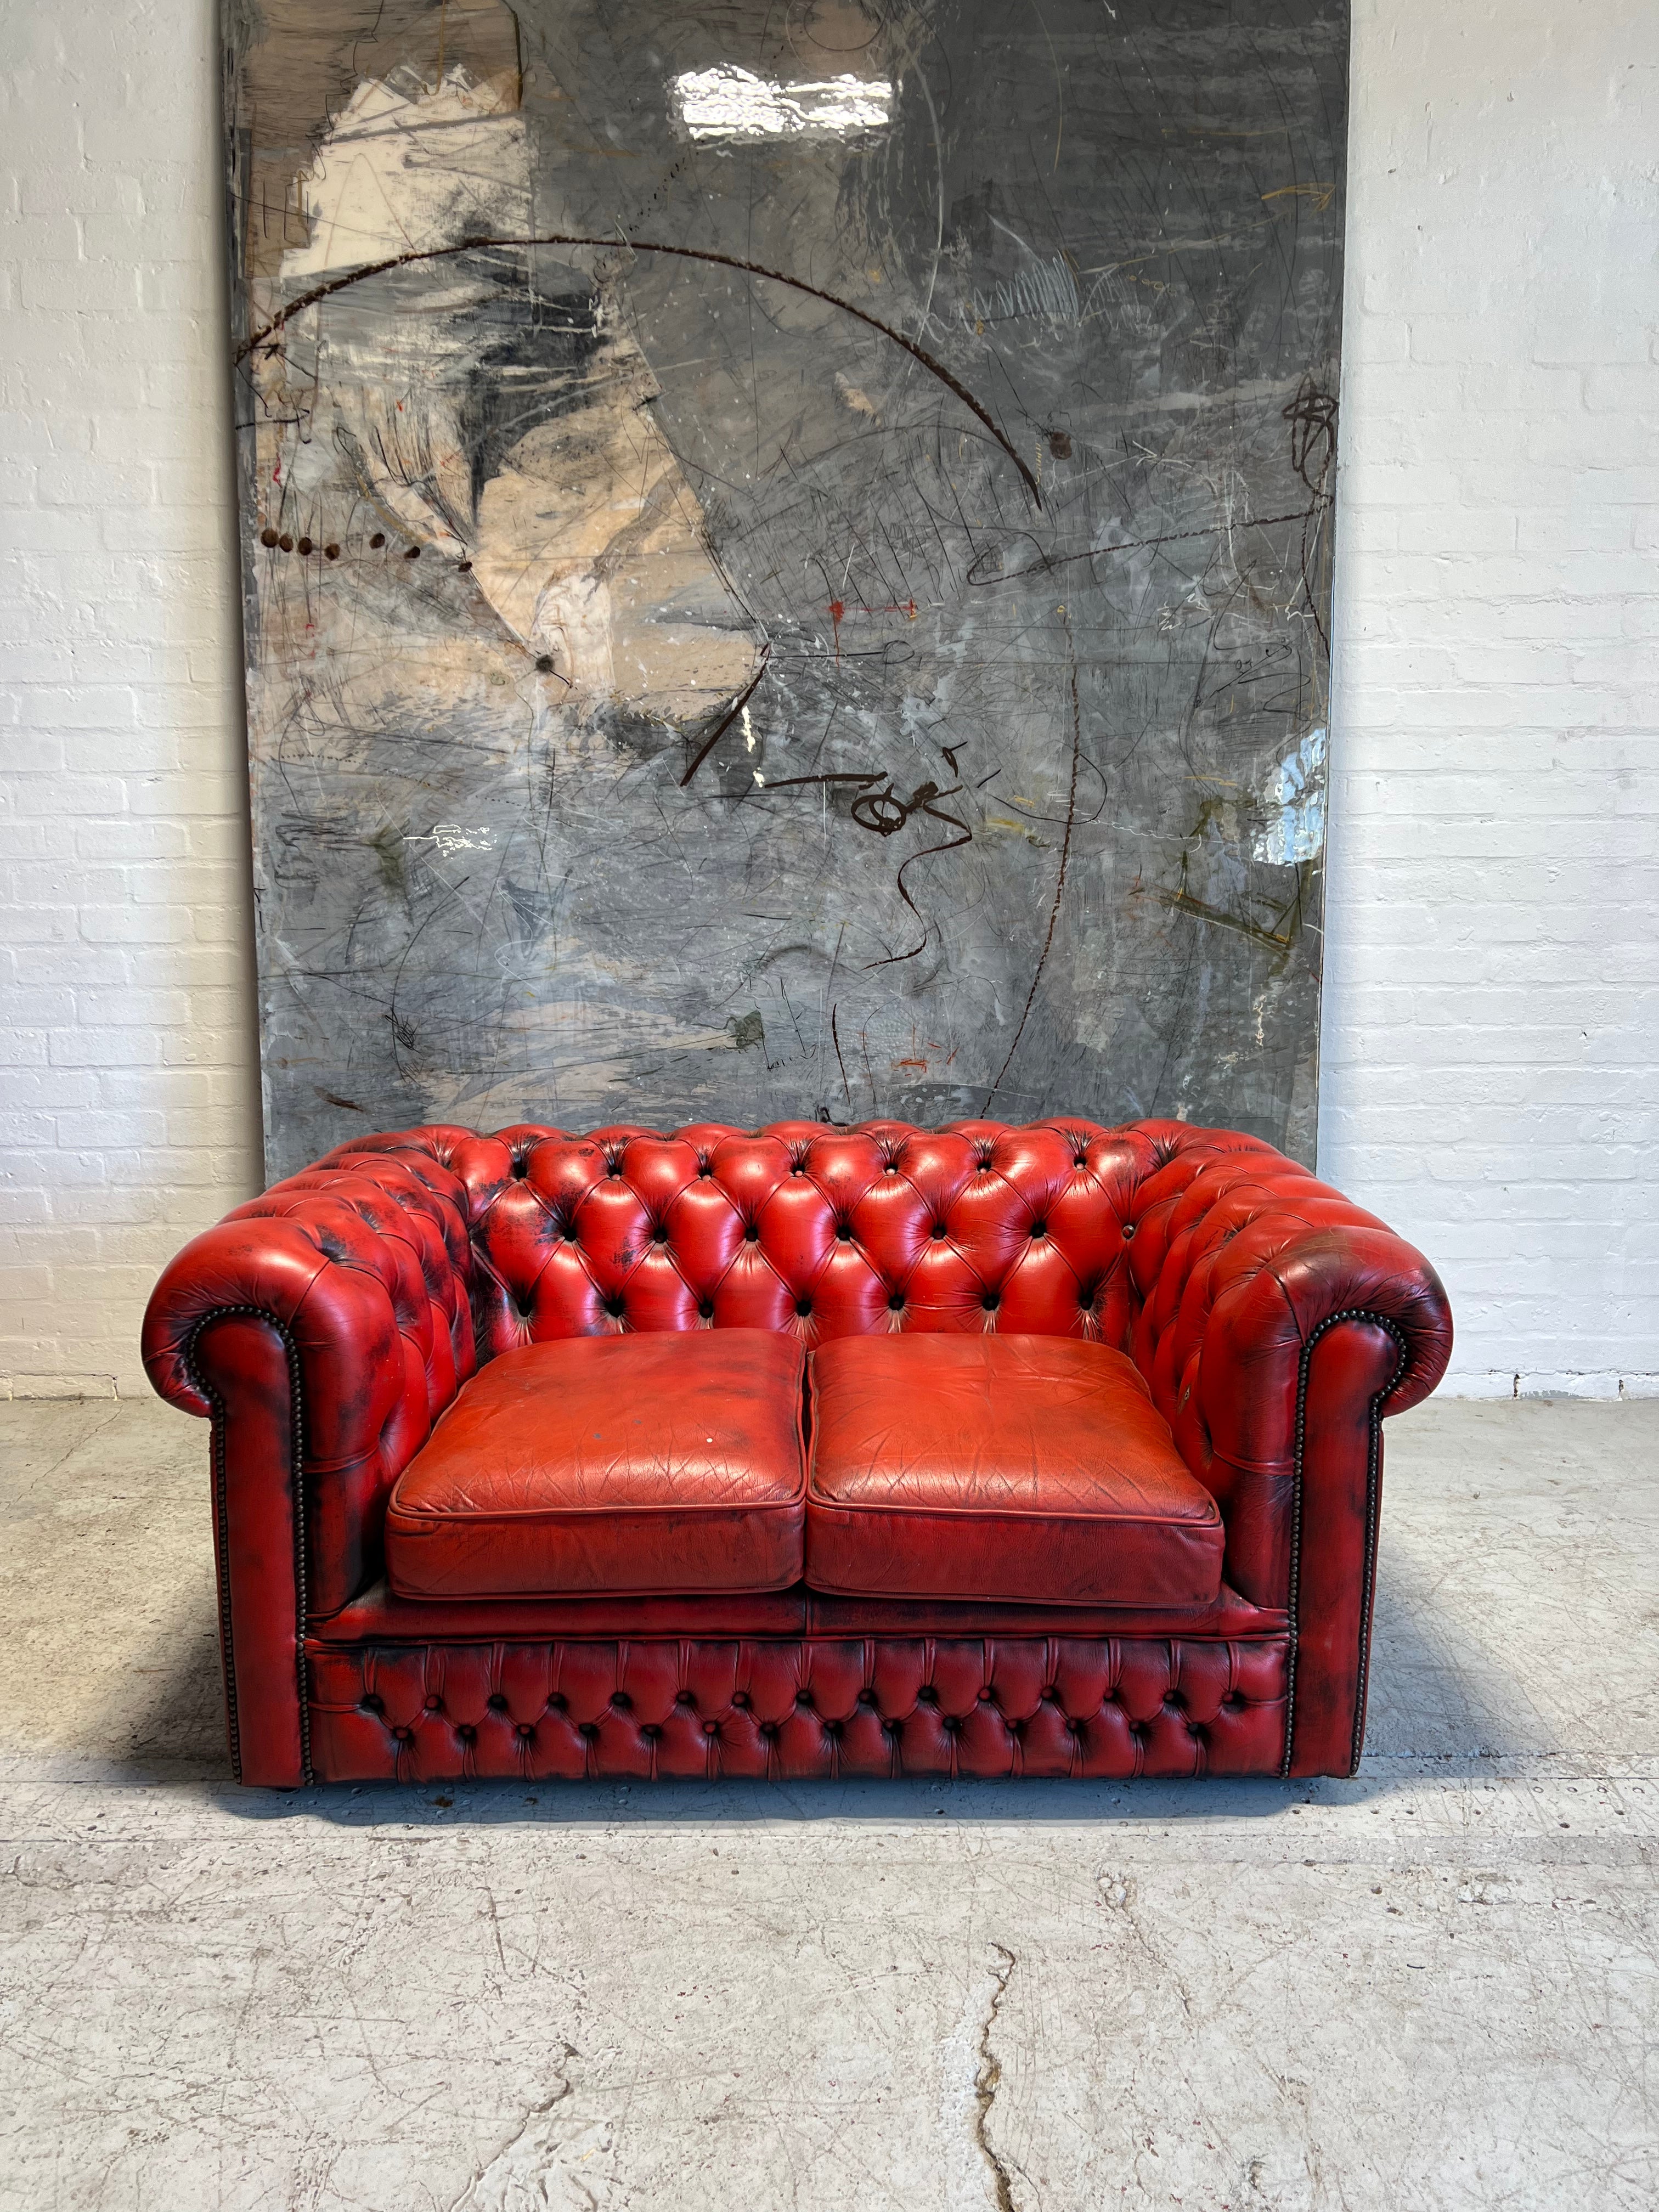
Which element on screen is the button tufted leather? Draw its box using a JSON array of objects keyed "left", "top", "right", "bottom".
[
  {"left": 142, "top": 1115, "right": 1452, "bottom": 1787},
  {"left": 308, "top": 1634, "right": 1288, "bottom": 1781}
]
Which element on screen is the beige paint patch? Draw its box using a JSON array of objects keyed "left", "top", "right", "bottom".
[
  {"left": 263, "top": 60, "right": 759, "bottom": 732},
  {"left": 833, "top": 370, "right": 883, "bottom": 421},
  {"left": 280, "top": 70, "right": 528, "bottom": 280},
  {"left": 472, "top": 323, "right": 759, "bottom": 723}
]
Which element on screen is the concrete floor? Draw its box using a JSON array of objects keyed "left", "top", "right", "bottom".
[{"left": 0, "top": 1396, "right": 1654, "bottom": 2210}]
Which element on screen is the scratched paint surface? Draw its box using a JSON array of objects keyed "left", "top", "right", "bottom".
[{"left": 227, "top": 0, "right": 1347, "bottom": 1178}]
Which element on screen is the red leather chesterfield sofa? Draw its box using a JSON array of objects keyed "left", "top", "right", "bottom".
[{"left": 141, "top": 1118, "right": 1452, "bottom": 1788}]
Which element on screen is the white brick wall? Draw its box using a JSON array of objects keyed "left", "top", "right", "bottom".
[
  {"left": 0, "top": 0, "right": 1654, "bottom": 1397},
  {"left": 0, "top": 0, "right": 261, "bottom": 1398},
  {"left": 1323, "top": 0, "right": 1659, "bottom": 1396}
]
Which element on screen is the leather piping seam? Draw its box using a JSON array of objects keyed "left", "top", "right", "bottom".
[
  {"left": 183, "top": 1305, "right": 312, "bottom": 1787},
  {"left": 206, "top": 1381, "right": 240, "bottom": 1784},
  {"left": 803, "top": 1496, "right": 1220, "bottom": 1528},
  {"left": 304, "top": 1628, "right": 1290, "bottom": 1650},
  {"left": 389, "top": 1488, "right": 808, "bottom": 1523},
  {"left": 1282, "top": 1307, "right": 1409, "bottom": 1780}
]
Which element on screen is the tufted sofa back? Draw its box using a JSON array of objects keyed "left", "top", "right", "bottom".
[
  {"left": 318, "top": 1115, "right": 1326, "bottom": 1418},
  {"left": 149, "top": 1113, "right": 1448, "bottom": 1620}
]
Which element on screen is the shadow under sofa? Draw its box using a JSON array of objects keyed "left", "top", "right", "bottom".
[{"left": 140, "top": 1116, "right": 1453, "bottom": 1786}]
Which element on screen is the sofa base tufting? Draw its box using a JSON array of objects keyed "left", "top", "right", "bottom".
[{"left": 307, "top": 1633, "right": 1290, "bottom": 1782}]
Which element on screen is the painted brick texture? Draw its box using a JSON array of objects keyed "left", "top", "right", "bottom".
[
  {"left": 1, "top": 0, "right": 1655, "bottom": 1396},
  {"left": 1, "top": 0, "right": 261, "bottom": 1397},
  {"left": 1323, "top": 1, "right": 1659, "bottom": 1396}
]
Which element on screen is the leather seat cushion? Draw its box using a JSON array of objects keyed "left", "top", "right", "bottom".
[
  {"left": 806, "top": 1335, "right": 1224, "bottom": 1606},
  {"left": 386, "top": 1330, "right": 806, "bottom": 1599}
]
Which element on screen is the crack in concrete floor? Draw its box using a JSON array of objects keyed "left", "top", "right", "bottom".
[
  {"left": 972, "top": 1946, "right": 1018, "bottom": 2212},
  {"left": 449, "top": 2077, "right": 618, "bottom": 2212},
  {"left": 940, "top": 1945, "right": 1023, "bottom": 2210}
]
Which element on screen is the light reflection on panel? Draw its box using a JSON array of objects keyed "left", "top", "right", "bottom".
[{"left": 670, "top": 66, "right": 895, "bottom": 144}]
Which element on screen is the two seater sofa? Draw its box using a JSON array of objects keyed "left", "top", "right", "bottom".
[{"left": 142, "top": 1117, "right": 1452, "bottom": 1787}]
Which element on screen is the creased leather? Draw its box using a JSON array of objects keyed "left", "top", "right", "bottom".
[
  {"left": 807, "top": 1334, "right": 1222, "bottom": 1605},
  {"left": 386, "top": 1331, "right": 806, "bottom": 1599},
  {"left": 142, "top": 1150, "right": 478, "bottom": 1615}
]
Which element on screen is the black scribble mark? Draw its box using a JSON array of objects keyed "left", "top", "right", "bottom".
[
  {"left": 983, "top": 640, "right": 1084, "bottom": 1105},
  {"left": 763, "top": 772, "right": 887, "bottom": 796},
  {"left": 966, "top": 506, "right": 1325, "bottom": 588},
  {"left": 859, "top": 1025, "right": 879, "bottom": 1109},
  {"left": 386, "top": 901, "right": 444, "bottom": 1075},
  {"left": 758, "top": 770, "right": 974, "bottom": 962},
  {"left": 314, "top": 1088, "right": 367, "bottom": 1113},
  {"left": 237, "top": 233, "right": 1042, "bottom": 507},
  {"left": 1193, "top": 632, "right": 1300, "bottom": 713},
  {"left": 775, "top": 980, "right": 812, "bottom": 1064},
  {"left": 866, "top": 786, "right": 973, "bottom": 969},
  {"left": 1283, "top": 377, "right": 1338, "bottom": 654},
  {"left": 854, "top": 785, "right": 919, "bottom": 835},
  {"left": 679, "top": 647, "right": 770, "bottom": 787},
  {"left": 760, "top": 771, "right": 952, "bottom": 844},
  {"left": 830, "top": 1002, "right": 853, "bottom": 1114},
  {"left": 1285, "top": 377, "right": 1338, "bottom": 490},
  {"left": 996, "top": 749, "right": 1109, "bottom": 828}
]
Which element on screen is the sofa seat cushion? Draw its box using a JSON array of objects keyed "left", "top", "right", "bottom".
[
  {"left": 806, "top": 1335, "right": 1223, "bottom": 1607},
  {"left": 385, "top": 1330, "right": 806, "bottom": 1600}
]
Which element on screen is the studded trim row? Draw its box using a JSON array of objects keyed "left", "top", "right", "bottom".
[
  {"left": 1282, "top": 1307, "right": 1409, "bottom": 1779},
  {"left": 188, "top": 1306, "right": 313, "bottom": 1787}
]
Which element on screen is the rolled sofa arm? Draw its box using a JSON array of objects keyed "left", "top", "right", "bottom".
[
  {"left": 1125, "top": 1129, "right": 1453, "bottom": 1778},
  {"left": 141, "top": 1149, "right": 475, "bottom": 1784}
]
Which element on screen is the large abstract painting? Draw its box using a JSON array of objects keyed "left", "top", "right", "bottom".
[{"left": 226, "top": 0, "right": 1347, "bottom": 1178}]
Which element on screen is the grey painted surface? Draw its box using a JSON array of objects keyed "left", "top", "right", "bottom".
[
  {"left": 228, "top": 1, "right": 1347, "bottom": 1179},
  {"left": 3, "top": 1396, "right": 1655, "bottom": 2208}
]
